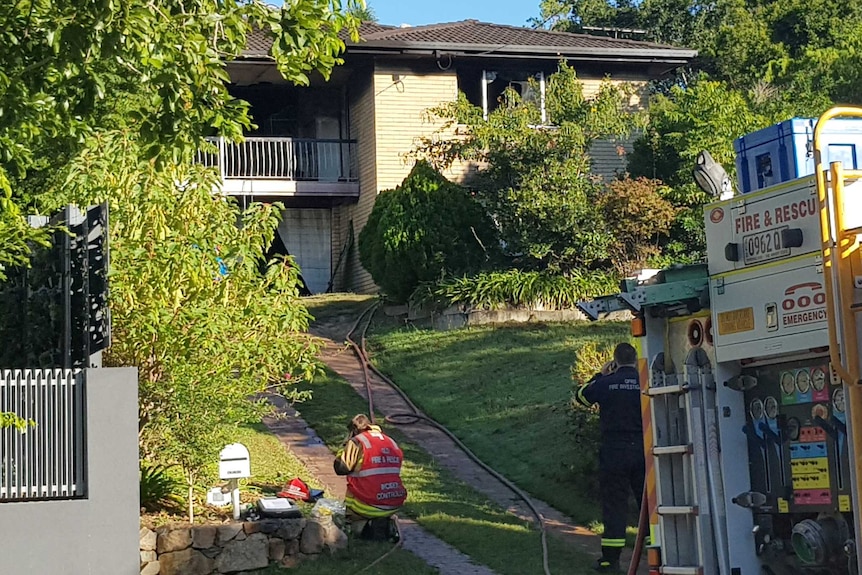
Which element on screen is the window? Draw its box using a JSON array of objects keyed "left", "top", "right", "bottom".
[{"left": 482, "top": 70, "right": 546, "bottom": 123}]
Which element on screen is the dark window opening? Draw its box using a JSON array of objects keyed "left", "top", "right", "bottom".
[
  {"left": 457, "top": 68, "right": 483, "bottom": 108},
  {"left": 484, "top": 71, "right": 546, "bottom": 121},
  {"left": 228, "top": 85, "right": 345, "bottom": 139}
]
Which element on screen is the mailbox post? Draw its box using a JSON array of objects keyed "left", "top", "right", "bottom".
[{"left": 219, "top": 443, "right": 251, "bottom": 520}]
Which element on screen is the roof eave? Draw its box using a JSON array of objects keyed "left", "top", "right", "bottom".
[{"left": 346, "top": 40, "right": 697, "bottom": 62}]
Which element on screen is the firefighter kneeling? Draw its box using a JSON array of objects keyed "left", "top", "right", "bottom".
[{"left": 334, "top": 414, "right": 407, "bottom": 541}]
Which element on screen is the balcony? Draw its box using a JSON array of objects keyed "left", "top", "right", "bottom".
[{"left": 199, "top": 137, "right": 359, "bottom": 197}]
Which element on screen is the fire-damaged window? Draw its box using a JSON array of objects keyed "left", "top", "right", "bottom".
[
  {"left": 483, "top": 70, "right": 546, "bottom": 122},
  {"left": 456, "top": 68, "right": 549, "bottom": 123}
]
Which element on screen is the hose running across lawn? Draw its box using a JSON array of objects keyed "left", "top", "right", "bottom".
[{"left": 345, "top": 301, "right": 553, "bottom": 575}]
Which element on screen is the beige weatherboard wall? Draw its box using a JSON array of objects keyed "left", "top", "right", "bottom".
[
  {"left": 372, "top": 65, "right": 474, "bottom": 191},
  {"left": 346, "top": 63, "right": 471, "bottom": 293}
]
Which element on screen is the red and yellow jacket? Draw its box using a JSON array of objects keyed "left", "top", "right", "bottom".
[{"left": 334, "top": 425, "right": 407, "bottom": 518}]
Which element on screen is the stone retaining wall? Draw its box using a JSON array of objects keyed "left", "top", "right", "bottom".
[
  {"left": 388, "top": 303, "right": 631, "bottom": 331},
  {"left": 140, "top": 516, "right": 347, "bottom": 575}
]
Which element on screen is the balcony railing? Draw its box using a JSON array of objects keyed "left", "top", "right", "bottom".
[{"left": 199, "top": 137, "right": 358, "bottom": 183}]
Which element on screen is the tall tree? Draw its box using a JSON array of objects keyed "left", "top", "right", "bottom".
[
  {"left": 1, "top": 0, "right": 361, "bottom": 254},
  {"left": 627, "top": 77, "right": 790, "bottom": 259},
  {"left": 540, "top": 0, "right": 862, "bottom": 105},
  {"left": 51, "top": 133, "right": 320, "bottom": 520},
  {"left": 0, "top": 0, "right": 362, "bottom": 519}
]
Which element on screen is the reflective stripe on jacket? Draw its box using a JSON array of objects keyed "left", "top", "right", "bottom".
[{"left": 346, "top": 429, "right": 407, "bottom": 517}]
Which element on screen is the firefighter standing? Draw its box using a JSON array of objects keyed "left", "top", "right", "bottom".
[
  {"left": 333, "top": 414, "right": 407, "bottom": 540},
  {"left": 575, "top": 343, "right": 645, "bottom": 573}
]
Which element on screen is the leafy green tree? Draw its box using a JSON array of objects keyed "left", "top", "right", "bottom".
[
  {"left": 52, "top": 132, "right": 319, "bottom": 520},
  {"left": 627, "top": 77, "right": 788, "bottom": 259},
  {"left": 358, "top": 161, "right": 498, "bottom": 303},
  {"left": 539, "top": 0, "right": 862, "bottom": 262},
  {"left": 0, "top": 0, "right": 361, "bottom": 264},
  {"left": 541, "top": 0, "right": 862, "bottom": 107},
  {"left": 0, "top": 188, "right": 51, "bottom": 281},
  {"left": 0, "top": 0, "right": 363, "bottom": 519},
  {"left": 538, "top": 0, "right": 719, "bottom": 51},
  {"left": 418, "top": 63, "right": 635, "bottom": 274}
]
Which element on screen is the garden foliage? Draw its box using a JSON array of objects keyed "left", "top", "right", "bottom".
[
  {"left": 0, "top": 0, "right": 362, "bottom": 519},
  {"left": 140, "top": 463, "right": 184, "bottom": 513},
  {"left": 358, "top": 161, "right": 498, "bottom": 303},
  {"left": 53, "top": 136, "right": 320, "bottom": 520},
  {"left": 412, "top": 269, "right": 617, "bottom": 311},
  {"left": 418, "top": 63, "right": 641, "bottom": 275},
  {"left": 567, "top": 340, "right": 617, "bottom": 493},
  {"left": 627, "top": 78, "right": 790, "bottom": 260}
]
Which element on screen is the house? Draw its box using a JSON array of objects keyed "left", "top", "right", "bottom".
[{"left": 217, "top": 20, "right": 696, "bottom": 294}]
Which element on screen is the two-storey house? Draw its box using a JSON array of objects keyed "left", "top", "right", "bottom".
[{"left": 214, "top": 20, "right": 695, "bottom": 294}]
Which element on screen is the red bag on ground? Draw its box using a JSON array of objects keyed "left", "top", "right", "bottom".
[{"left": 278, "top": 478, "right": 310, "bottom": 501}]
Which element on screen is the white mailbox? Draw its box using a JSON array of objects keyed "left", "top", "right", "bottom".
[{"left": 219, "top": 443, "right": 251, "bottom": 480}]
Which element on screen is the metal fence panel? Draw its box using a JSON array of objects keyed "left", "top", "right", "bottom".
[{"left": 0, "top": 369, "right": 86, "bottom": 501}]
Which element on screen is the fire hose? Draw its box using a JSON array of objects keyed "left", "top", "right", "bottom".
[{"left": 346, "top": 300, "right": 647, "bottom": 575}]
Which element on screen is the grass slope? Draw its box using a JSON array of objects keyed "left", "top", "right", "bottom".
[{"left": 366, "top": 320, "right": 630, "bottom": 525}]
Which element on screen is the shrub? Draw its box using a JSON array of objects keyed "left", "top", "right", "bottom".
[
  {"left": 140, "top": 462, "right": 184, "bottom": 513},
  {"left": 566, "top": 340, "right": 617, "bottom": 494},
  {"left": 596, "top": 177, "right": 678, "bottom": 276},
  {"left": 358, "top": 161, "right": 498, "bottom": 303},
  {"left": 412, "top": 269, "right": 618, "bottom": 311}
]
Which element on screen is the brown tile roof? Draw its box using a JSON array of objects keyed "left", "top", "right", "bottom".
[
  {"left": 344, "top": 21, "right": 399, "bottom": 41},
  {"left": 243, "top": 22, "right": 397, "bottom": 57},
  {"left": 241, "top": 19, "right": 694, "bottom": 60},
  {"left": 359, "top": 20, "right": 678, "bottom": 51}
]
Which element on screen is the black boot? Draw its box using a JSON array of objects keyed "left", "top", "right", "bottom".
[
  {"left": 361, "top": 517, "right": 392, "bottom": 541},
  {"left": 593, "top": 558, "right": 621, "bottom": 572}
]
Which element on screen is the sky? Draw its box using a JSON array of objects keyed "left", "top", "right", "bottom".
[{"left": 367, "top": 0, "right": 541, "bottom": 28}]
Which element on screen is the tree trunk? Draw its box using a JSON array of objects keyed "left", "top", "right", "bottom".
[{"left": 188, "top": 484, "right": 194, "bottom": 523}]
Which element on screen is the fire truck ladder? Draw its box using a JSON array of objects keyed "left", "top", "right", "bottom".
[
  {"left": 814, "top": 107, "right": 862, "bottom": 573},
  {"left": 648, "top": 348, "right": 724, "bottom": 575}
]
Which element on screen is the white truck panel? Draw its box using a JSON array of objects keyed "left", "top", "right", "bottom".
[
  {"left": 713, "top": 363, "right": 761, "bottom": 575},
  {"left": 704, "top": 177, "right": 820, "bottom": 276},
  {"left": 710, "top": 255, "right": 829, "bottom": 362}
]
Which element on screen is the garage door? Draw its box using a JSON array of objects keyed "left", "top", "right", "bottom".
[{"left": 277, "top": 209, "right": 331, "bottom": 294}]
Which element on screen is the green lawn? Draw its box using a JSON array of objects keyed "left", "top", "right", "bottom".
[
  {"left": 293, "top": 367, "right": 599, "bottom": 575},
  {"left": 365, "top": 320, "right": 630, "bottom": 525}
]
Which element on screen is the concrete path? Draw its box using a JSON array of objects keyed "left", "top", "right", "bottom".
[{"left": 263, "top": 396, "right": 346, "bottom": 500}]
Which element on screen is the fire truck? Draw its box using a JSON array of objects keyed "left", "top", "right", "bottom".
[{"left": 577, "top": 107, "right": 862, "bottom": 574}]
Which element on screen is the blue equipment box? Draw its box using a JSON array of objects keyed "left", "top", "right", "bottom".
[{"left": 734, "top": 118, "right": 862, "bottom": 193}]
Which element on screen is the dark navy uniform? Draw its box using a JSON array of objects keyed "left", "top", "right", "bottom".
[{"left": 576, "top": 365, "right": 645, "bottom": 568}]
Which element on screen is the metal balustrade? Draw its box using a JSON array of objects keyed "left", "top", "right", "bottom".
[
  {"left": 1, "top": 369, "right": 86, "bottom": 501},
  {"left": 198, "top": 137, "right": 358, "bottom": 182}
]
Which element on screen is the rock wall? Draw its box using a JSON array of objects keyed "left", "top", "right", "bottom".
[{"left": 140, "top": 516, "right": 347, "bottom": 575}]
